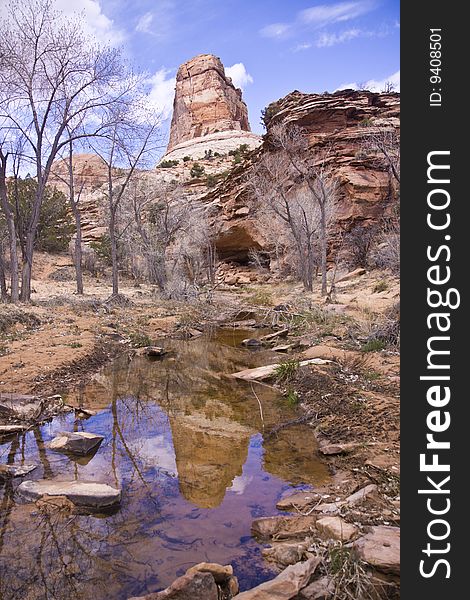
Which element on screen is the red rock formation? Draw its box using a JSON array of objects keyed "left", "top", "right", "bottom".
[
  {"left": 202, "top": 89, "right": 400, "bottom": 262},
  {"left": 167, "top": 54, "right": 251, "bottom": 153}
]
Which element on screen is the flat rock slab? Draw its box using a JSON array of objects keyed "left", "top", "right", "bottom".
[
  {"left": 0, "top": 394, "right": 43, "bottom": 421},
  {"left": 185, "top": 562, "right": 233, "bottom": 584},
  {"left": 0, "top": 464, "right": 37, "bottom": 479},
  {"left": 235, "top": 557, "right": 321, "bottom": 599},
  {"left": 353, "top": 526, "right": 400, "bottom": 575},
  {"left": 252, "top": 515, "right": 317, "bottom": 540},
  {"left": 277, "top": 491, "right": 318, "bottom": 512},
  {"left": 232, "top": 359, "right": 330, "bottom": 381},
  {"left": 0, "top": 424, "right": 28, "bottom": 436},
  {"left": 49, "top": 431, "right": 104, "bottom": 456},
  {"left": 316, "top": 516, "right": 358, "bottom": 542},
  {"left": 262, "top": 541, "right": 310, "bottom": 567},
  {"left": 18, "top": 480, "right": 121, "bottom": 509},
  {"left": 298, "top": 576, "right": 335, "bottom": 600},
  {"left": 345, "top": 484, "right": 378, "bottom": 506},
  {"left": 128, "top": 570, "right": 218, "bottom": 600}
]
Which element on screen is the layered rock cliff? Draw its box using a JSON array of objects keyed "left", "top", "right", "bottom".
[
  {"left": 202, "top": 89, "right": 400, "bottom": 262},
  {"left": 164, "top": 54, "right": 261, "bottom": 161}
]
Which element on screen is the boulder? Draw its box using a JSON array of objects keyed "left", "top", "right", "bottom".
[
  {"left": 0, "top": 464, "right": 37, "bottom": 479},
  {"left": 18, "top": 480, "right": 121, "bottom": 509},
  {"left": 241, "top": 338, "right": 262, "bottom": 347},
  {"left": 49, "top": 431, "right": 104, "bottom": 456},
  {"left": 316, "top": 516, "right": 358, "bottom": 542},
  {"left": 345, "top": 484, "right": 378, "bottom": 506},
  {"left": 276, "top": 491, "right": 318, "bottom": 512},
  {"left": 185, "top": 562, "right": 233, "bottom": 584},
  {"left": 352, "top": 526, "right": 400, "bottom": 575},
  {"left": 262, "top": 541, "right": 310, "bottom": 567},
  {"left": 235, "top": 557, "right": 321, "bottom": 599},
  {"left": 0, "top": 393, "right": 43, "bottom": 421},
  {"left": 298, "top": 576, "right": 334, "bottom": 599},
  {"left": 128, "top": 570, "right": 218, "bottom": 600},
  {"left": 252, "top": 515, "right": 317, "bottom": 541},
  {"left": 143, "top": 346, "right": 167, "bottom": 358},
  {"left": 319, "top": 442, "right": 359, "bottom": 456}
]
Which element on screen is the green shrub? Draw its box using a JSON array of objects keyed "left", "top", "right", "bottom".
[
  {"left": 90, "top": 235, "right": 112, "bottom": 265},
  {"left": 206, "top": 174, "right": 218, "bottom": 188},
  {"left": 274, "top": 359, "right": 300, "bottom": 383},
  {"left": 158, "top": 159, "right": 179, "bottom": 168},
  {"left": 361, "top": 339, "right": 387, "bottom": 353},
  {"left": 373, "top": 280, "right": 388, "bottom": 293},
  {"left": 7, "top": 177, "right": 74, "bottom": 252},
  {"left": 183, "top": 156, "right": 191, "bottom": 162},
  {"left": 190, "top": 163, "right": 205, "bottom": 178}
]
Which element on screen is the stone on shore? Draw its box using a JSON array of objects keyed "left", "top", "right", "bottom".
[
  {"left": 234, "top": 557, "right": 321, "bottom": 599},
  {"left": 18, "top": 480, "right": 121, "bottom": 509},
  {"left": 252, "top": 515, "right": 317, "bottom": 540},
  {"left": 276, "top": 491, "right": 318, "bottom": 511},
  {"left": 316, "top": 516, "right": 358, "bottom": 542},
  {"left": 49, "top": 431, "right": 104, "bottom": 456},
  {"left": 352, "top": 526, "right": 400, "bottom": 575},
  {"left": 185, "top": 562, "right": 233, "bottom": 584},
  {"left": 128, "top": 570, "right": 218, "bottom": 600}
]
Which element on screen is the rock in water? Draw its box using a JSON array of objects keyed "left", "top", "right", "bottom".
[
  {"left": 0, "top": 464, "right": 37, "bottom": 479},
  {"left": 49, "top": 431, "right": 104, "bottom": 456},
  {"left": 128, "top": 570, "right": 218, "bottom": 600},
  {"left": 234, "top": 557, "right": 321, "bottom": 599},
  {"left": 18, "top": 480, "right": 121, "bottom": 509},
  {"left": 185, "top": 562, "right": 233, "bottom": 584}
]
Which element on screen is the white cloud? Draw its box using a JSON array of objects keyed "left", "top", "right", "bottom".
[
  {"left": 316, "top": 27, "right": 362, "bottom": 46},
  {"left": 225, "top": 63, "right": 254, "bottom": 90},
  {"left": 260, "top": 0, "right": 376, "bottom": 39},
  {"left": 135, "top": 11, "right": 154, "bottom": 34},
  {"left": 54, "top": 0, "right": 125, "bottom": 46},
  {"left": 300, "top": 1, "right": 375, "bottom": 27},
  {"left": 293, "top": 42, "right": 313, "bottom": 52},
  {"left": 146, "top": 68, "right": 176, "bottom": 121},
  {"left": 260, "top": 22, "right": 291, "bottom": 39},
  {"left": 336, "top": 69, "right": 400, "bottom": 92}
]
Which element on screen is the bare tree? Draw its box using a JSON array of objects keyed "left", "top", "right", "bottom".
[
  {"left": 92, "top": 104, "right": 160, "bottom": 298},
  {"left": 0, "top": 148, "right": 20, "bottom": 301},
  {"left": 363, "top": 126, "right": 400, "bottom": 185},
  {"left": 122, "top": 176, "right": 214, "bottom": 298},
  {"left": 0, "top": 0, "right": 132, "bottom": 301},
  {"left": 256, "top": 123, "right": 338, "bottom": 294}
]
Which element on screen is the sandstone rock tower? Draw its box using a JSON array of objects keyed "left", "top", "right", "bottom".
[{"left": 164, "top": 54, "right": 261, "bottom": 160}]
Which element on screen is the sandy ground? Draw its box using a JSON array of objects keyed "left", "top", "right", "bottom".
[{"left": 0, "top": 251, "right": 399, "bottom": 405}]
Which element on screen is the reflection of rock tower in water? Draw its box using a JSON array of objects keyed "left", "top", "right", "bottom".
[{"left": 169, "top": 410, "right": 252, "bottom": 509}]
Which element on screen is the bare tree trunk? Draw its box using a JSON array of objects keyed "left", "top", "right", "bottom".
[
  {"left": 0, "top": 255, "right": 8, "bottom": 301},
  {"left": 73, "top": 207, "right": 84, "bottom": 295},
  {"left": 109, "top": 207, "right": 119, "bottom": 296},
  {"left": 20, "top": 231, "right": 35, "bottom": 302},
  {"left": 320, "top": 206, "right": 327, "bottom": 295},
  {"left": 0, "top": 155, "right": 20, "bottom": 303},
  {"left": 65, "top": 143, "right": 84, "bottom": 295}
]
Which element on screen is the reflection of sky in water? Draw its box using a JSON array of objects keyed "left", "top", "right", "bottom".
[{"left": 0, "top": 332, "right": 329, "bottom": 599}]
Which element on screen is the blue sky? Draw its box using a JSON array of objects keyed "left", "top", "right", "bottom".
[{"left": 55, "top": 0, "right": 400, "bottom": 135}]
